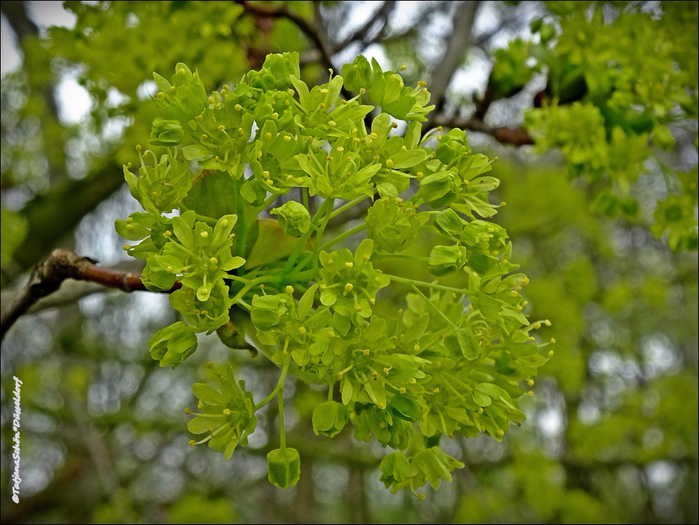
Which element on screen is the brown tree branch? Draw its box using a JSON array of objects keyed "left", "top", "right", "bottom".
[
  {"left": 0, "top": 248, "right": 180, "bottom": 342},
  {"left": 335, "top": 1, "right": 397, "bottom": 50},
  {"left": 0, "top": 260, "right": 147, "bottom": 316},
  {"left": 431, "top": 113, "right": 534, "bottom": 146},
  {"left": 236, "top": 0, "right": 336, "bottom": 73}
]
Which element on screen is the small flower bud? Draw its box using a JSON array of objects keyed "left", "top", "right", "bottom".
[
  {"left": 345, "top": 262, "right": 354, "bottom": 269},
  {"left": 344, "top": 283, "right": 354, "bottom": 292},
  {"left": 184, "top": 408, "right": 191, "bottom": 414},
  {"left": 200, "top": 230, "right": 208, "bottom": 238},
  {"left": 285, "top": 285, "right": 294, "bottom": 294}
]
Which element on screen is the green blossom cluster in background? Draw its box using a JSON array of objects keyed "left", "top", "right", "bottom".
[
  {"left": 117, "top": 52, "right": 552, "bottom": 496},
  {"left": 490, "top": 1, "right": 698, "bottom": 250}
]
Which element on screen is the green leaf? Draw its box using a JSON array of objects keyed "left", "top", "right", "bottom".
[
  {"left": 390, "top": 394, "right": 422, "bottom": 422},
  {"left": 298, "top": 284, "right": 318, "bottom": 319},
  {"left": 192, "top": 383, "right": 227, "bottom": 406},
  {"left": 365, "top": 379, "right": 387, "bottom": 408},
  {"left": 182, "top": 144, "right": 211, "bottom": 160},
  {"left": 312, "top": 401, "right": 348, "bottom": 437},
  {"left": 172, "top": 216, "right": 194, "bottom": 248},
  {"left": 404, "top": 313, "right": 430, "bottom": 343},
  {"left": 341, "top": 376, "right": 354, "bottom": 405},
  {"left": 390, "top": 148, "right": 428, "bottom": 169},
  {"left": 434, "top": 209, "right": 464, "bottom": 237}
]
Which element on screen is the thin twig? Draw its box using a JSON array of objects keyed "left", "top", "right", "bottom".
[
  {"left": 0, "top": 248, "right": 180, "bottom": 342},
  {"left": 335, "top": 1, "right": 397, "bottom": 50},
  {"left": 236, "top": 0, "right": 336, "bottom": 72}
]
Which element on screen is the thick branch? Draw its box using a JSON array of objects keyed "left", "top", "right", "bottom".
[
  {"left": 2, "top": 1, "right": 66, "bottom": 179},
  {"left": 11, "top": 161, "right": 125, "bottom": 274},
  {"left": 432, "top": 113, "right": 534, "bottom": 146},
  {"left": 427, "top": 2, "right": 481, "bottom": 115},
  {"left": 0, "top": 249, "right": 180, "bottom": 342}
]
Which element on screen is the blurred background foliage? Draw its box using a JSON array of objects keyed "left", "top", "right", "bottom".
[{"left": 1, "top": 1, "right": 697, "bottom": 523}]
